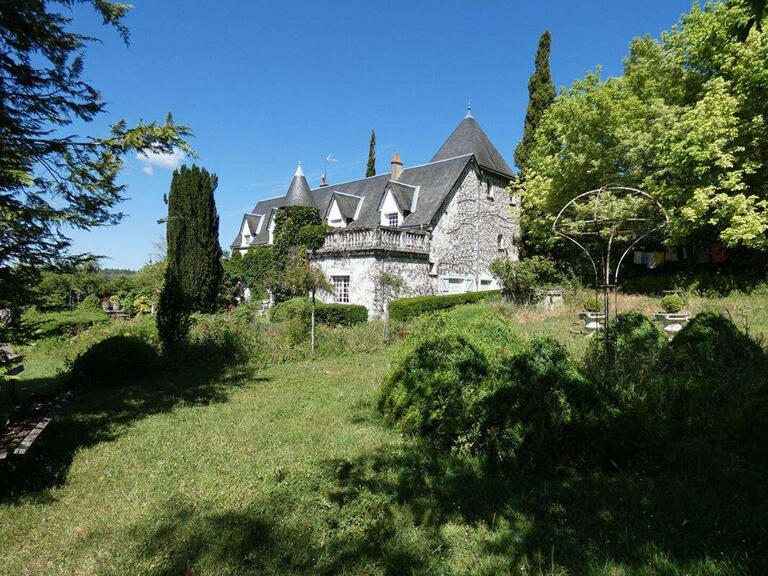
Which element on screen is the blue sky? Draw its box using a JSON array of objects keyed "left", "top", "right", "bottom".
[{"left": 66, "top": 0, "right": 694, "bottom": 269}]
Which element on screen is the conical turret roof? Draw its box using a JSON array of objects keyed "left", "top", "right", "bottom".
[
  {"left": 430, "top": 112, "right": 513, "bottom": 177},
  {"left": 284, "top": 163, "right": 316, "bottom": 208}
]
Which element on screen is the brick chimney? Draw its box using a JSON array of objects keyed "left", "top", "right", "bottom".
[{"left": 391, "top": 152, "right": 403, "bottom": 181}]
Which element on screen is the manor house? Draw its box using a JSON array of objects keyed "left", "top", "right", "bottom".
[{"left": 232, "top": 108, "right": 520, "bottom": 318}]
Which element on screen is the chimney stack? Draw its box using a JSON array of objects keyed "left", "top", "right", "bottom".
[{"left": 391, "top": 152, "right": 403, "bottom": 181}]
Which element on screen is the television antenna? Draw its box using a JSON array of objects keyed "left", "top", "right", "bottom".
[{"left": 322, "top": 154, "right": 337, "bottom": 183}]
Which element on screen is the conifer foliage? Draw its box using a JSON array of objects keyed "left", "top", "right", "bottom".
[
  {"left": 514, "top": 31, "right": 555, "bottom": 173},
  {"left": 158, "top": 165, "right": 222, "bottom": 351},
  {"left": 167, "top": 165, "right": 223, "bottom": 313},
  {"left": 366, "top": 130, "right": 377, "bottom": 177}
]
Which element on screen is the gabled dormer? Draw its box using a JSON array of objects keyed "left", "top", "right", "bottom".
[
  {"left": 378, "top": 181, "right": 418, "bottom": 227},
  {"left": 232, "top": 213, "right": 264, "bottom": 251},
  {"left": 325, "top": 191, "right": 364, "bottom": 228}
]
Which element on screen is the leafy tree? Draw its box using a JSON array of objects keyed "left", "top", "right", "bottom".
[
  {"left": 366, "top": 130, "right": 376, "bottom": 177},
  {"left": 164, "top": 165, "right": 223, "bottom": 313},
  {"left": 0, "top": 1, "right": 190, "bottom": 341},
  {"left": 521, "top": 1, "right": 768, "bottom": 255},
  {"left": 514, "top": 31, "right": 556, "bottom": 174},
  {"left": 490, "top": 256, "right": 557, "bottom": 305}
]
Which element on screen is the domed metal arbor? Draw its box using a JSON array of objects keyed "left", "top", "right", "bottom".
[{"left": 552, "top": 185, "right": 669, "bottom": 339}]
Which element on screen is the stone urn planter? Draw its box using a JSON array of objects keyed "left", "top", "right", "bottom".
[
  {"left": 654, "top": 312, "right": 690, "bottom": 336},
  {"left": 656, "top": 294, "right": 688, "bottom": 337},
  {"left": 579, "top": 312, "right": 606, "bottom": 335},
  {"left": 540, "top": 289, "right": 564, "bottom": 310}
]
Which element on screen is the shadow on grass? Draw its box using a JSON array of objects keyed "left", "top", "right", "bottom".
[
  {"left": 0, "top": 343, "right": 267, "bottom": 503},
  {"left": 96, "top": 440, "right": 768, "bottom": 575}
]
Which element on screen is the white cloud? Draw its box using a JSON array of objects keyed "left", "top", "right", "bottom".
[{"left": 137, "top": 146, "right": 185, "bottom": 175}]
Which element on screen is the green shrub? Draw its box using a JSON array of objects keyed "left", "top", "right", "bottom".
[
  {"left": 582, "top": 296, "right": 601, "bottom": 313},
  {"left": 269, "top": 297, "right": 310, "bottom": 323},
  {"left": 388, "top": 290, "right": 500, "bottom": 322},
  {"left": 584, "top": 311, "right": 666, "bottom": 395},
  {"left": 187, "top": 311, "right": 264, "bottom": 365},
  {"left": 68, "top": 336, "right": 159, "bottom": 387},
  {"left": 469, "top": 337, "right": 593, "bottom": 468},
  {"left": 489, "top": 256, "right": 557, "bottom": 305},
  {"left": 26, "top": 307, "right": 109, "bottom": 337},
  {"left": 269, "top": 298, "right": 367, "bottom": 326},
  {"left": 378, "top": 330, "right": 489, "bottom": 446},
  {"left": 316, "top": 303, "right": 368, "bottom": 326},
  {"left": 643, "top": 313, "right": 768, "bottom": 463},
  {"left": 660, "top": 294, "right": 684, "bottom": 313}
]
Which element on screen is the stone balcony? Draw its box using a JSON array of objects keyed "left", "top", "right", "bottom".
[{"left": 315, "top": 226, "right": 431, "bottom": 255}]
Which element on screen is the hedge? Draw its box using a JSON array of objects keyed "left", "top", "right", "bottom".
[
  {"left": 388, "top": 290, "right": 501, "bottom": 321},
  {"left": 316, "top": 302, "right": 368, "bottom": 326},
  {"left": 269, "top": 297, "right": 367, "bottom": 326}
]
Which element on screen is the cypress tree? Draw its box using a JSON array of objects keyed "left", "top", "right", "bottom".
[
  {"left": 165, "top": 165, "right": 223, "bottom": 314},
  {"left": 514, "top": 31, "right": 556, "bottom": 174},
  {"left": 366, "top": 130, "right": 376, "bottom": 177}
]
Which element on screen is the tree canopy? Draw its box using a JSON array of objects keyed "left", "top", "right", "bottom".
[
  {"left": 520, "top": 1, "right": 767, "bottom": 255},
  {"left": 0, "top": 1, "right": 191, "bottom": 339}
]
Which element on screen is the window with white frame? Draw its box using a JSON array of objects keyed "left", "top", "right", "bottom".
[
  {"left": 243, "top": 234, "right": 251, "bottom": 244},
  {"left": 386, "top": 213, "right": 399, "bottom": 227},
  {"left": 486, "top": 181, "right": 494, "bottom": 200},
  {"left": 497, "top": 233, "right": 507, "bottom": 253},
  {"left": 331, "top": 275, "right": 350, "bottom": 303}
]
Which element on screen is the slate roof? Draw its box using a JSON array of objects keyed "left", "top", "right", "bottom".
[
  {"left": 327, "top": 191, "right": 363, "bottom": 221},
  {"left": 387, "top": 181, "right": 417, "bottom": 213},
  {"left": 430, "top": 114, "right": 514, "bottom": 177},
  {"left": 284, "top": 164, "right": 316, "bottom": 208},
  {"left": 233, "top": 115, "right": 511, "bottom": 249}
]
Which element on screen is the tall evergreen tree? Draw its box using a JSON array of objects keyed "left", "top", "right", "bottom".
[
  {"left": 366, "top": 130, "right": 376, "bottom": 177},
  {"left": 165, "top": 165, "right": 223, "bottom": 314},
  {"left": 514, "top": 31, "right": 556, "bottom": 173}
]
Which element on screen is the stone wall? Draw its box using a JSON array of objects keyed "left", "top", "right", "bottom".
[
  {"left": 312, "top": 252, "right": 431, "bottom": 319},
  {"left": 429, "top": 166, "right": 519, "bottom": 289}
]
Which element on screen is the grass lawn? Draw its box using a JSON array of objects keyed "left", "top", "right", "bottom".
[{"left": 2, "top": 294, "right": 767, "bottom": 575}]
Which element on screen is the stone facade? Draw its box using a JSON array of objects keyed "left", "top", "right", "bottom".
[
  {"left": 313, "top": 252, "right": 432, "bottom": 319},
  {"left": 312, "top": 165, "right": 520, "bottom": 318},
  {"left": 429, "top": 166, "right": 519, "bottom": 292}
]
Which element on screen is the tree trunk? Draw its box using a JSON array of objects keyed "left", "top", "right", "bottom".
[{"left": 311, "top": 290, "right": 316, "bottom": 352}]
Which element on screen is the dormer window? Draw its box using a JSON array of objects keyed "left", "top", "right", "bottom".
[
  {"left": 387, "top": 213, "right": 399, "bottom": 227},
  {"left": 243, "top": 234, "right": 251, "bottom": 244}
]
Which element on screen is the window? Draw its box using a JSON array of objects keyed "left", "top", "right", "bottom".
[
  {"left": 497, "top": 233, "right": 507, "bottom": 252},
  {"left": 243, "top": 234, "right": 251, "bottom": 244},
  {"left": 386, "top": 213, "right": 399, "bottom": 227},
  {"left": 332, "top": 275, "right": 350, "bottom": 303},
  {"left": 330, "top": 218, "right": 344, "bottom": 227},
  {"left": 486, "top": 181, "right": 494, "bottom": 200}
]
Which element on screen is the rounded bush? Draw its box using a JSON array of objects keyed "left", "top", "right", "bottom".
[
  {"left": 471, "top": 337, "right": 592, "bottom": 468},
  {"left": 584, "top": 311, "right": 666, "bottom": 393},
  {"left": 660, "top": 294, "right": 684, "bottom": 313},
  {"left": 378, "top": 331, "right": 489, "bottom": 446},
  {"left": 269, "top": 297, "right": 310, "bottom": 323},
  {"left": 670, "top": 312, "right": 765, "bottom": 382},
  {"left": 69, "top": 336, "right": 159, "bottom": 387}
]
